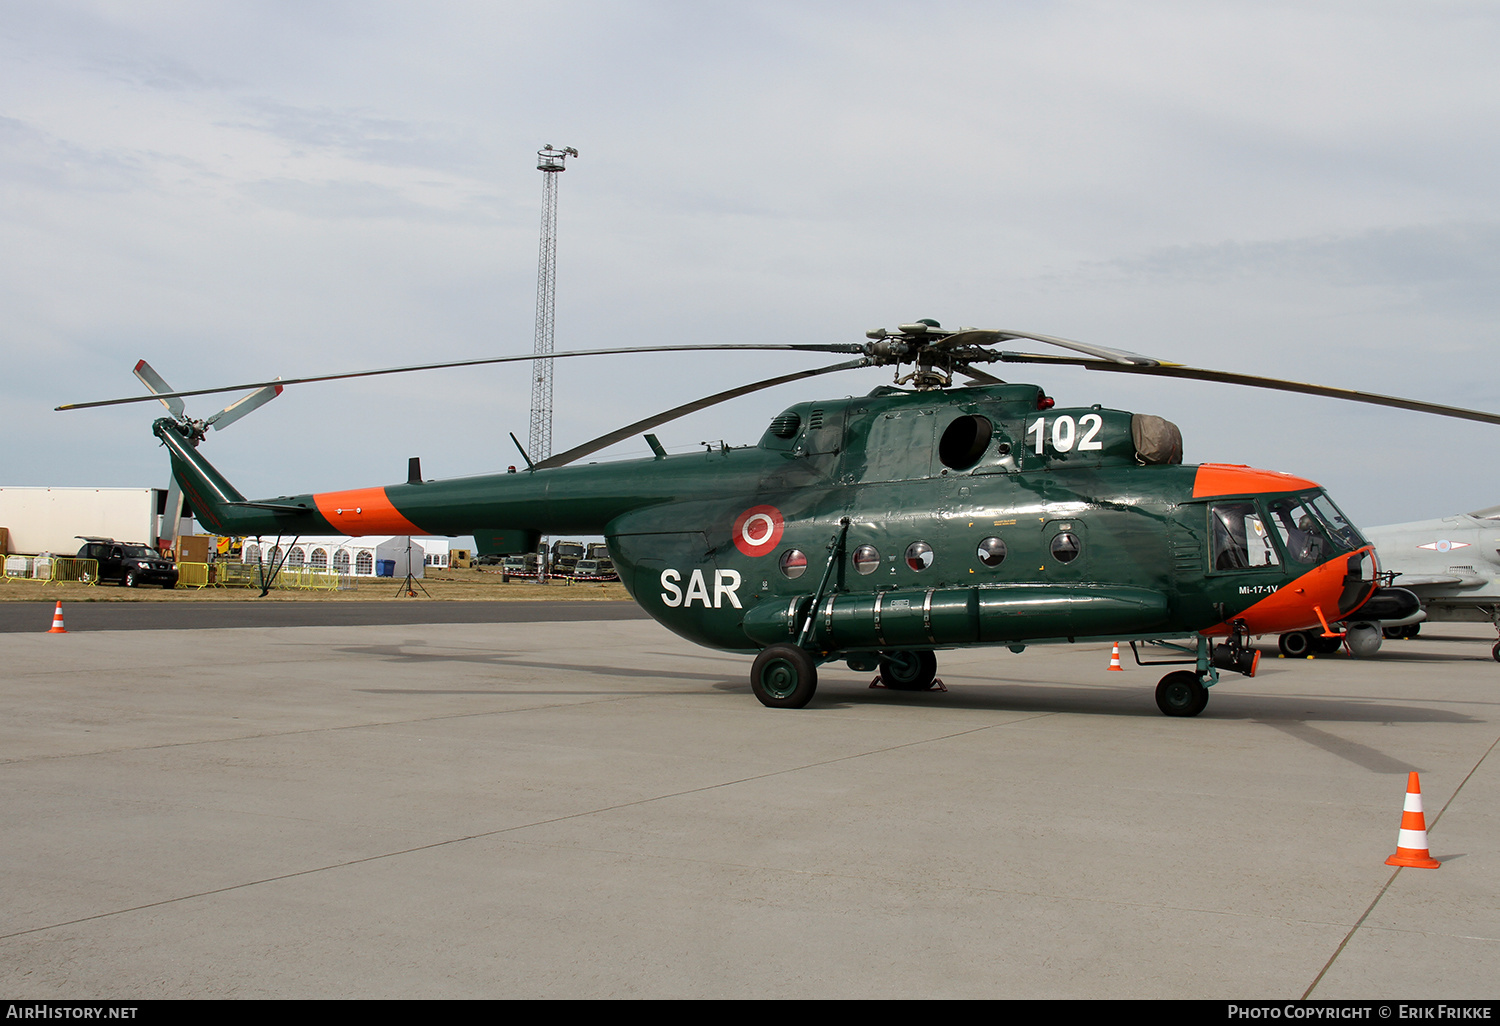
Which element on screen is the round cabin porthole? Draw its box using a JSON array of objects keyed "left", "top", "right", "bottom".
[
  {"left": 977, "top": 537, "right": 1007, "bottom": 567},
  {"left": 905, "top": 542, "right": 935, "bottom": 571},
  {"left": 1050, "top": 532, "right": 1081, "bottom": 564},
  {"left": 852, "top": 544, "right": 881, "bottom": 575},
  {"left": 779, "top": 549, "right": 809, "bottom": 579}
]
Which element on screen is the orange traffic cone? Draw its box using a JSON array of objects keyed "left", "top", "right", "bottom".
[
  {"left": 47, "top": 601, "right": 68, "bottom": 634},
  {"left": 1107, "top": 643, "right": 1124, "bottom": 671},
  {"left": 1385, "top": 771, "right": 1441, "bottom": 869}
]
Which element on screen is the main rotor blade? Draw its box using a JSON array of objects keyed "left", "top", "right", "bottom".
[
  {"left": 205, "top": 381, "right": 283, "bottom": 431},
  {"left": 132, "top": 360, "right": 185, "bottom": 419},
  {"left": 532, "top": 358, "right": 871, "bottom": 470},
  {"left": 957, "top": 365, "right": 1007, "bottom": 386},
  {"left": 983, "top": 330, "right": 1160, "bottom": 366},
  {"left": 994, "top": 352, "right": 1500, "bottom": 425},
  {"left": 57, "top": 343, "right": 869, "bottom": 412}
]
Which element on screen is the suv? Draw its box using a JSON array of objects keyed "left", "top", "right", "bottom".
[{"left": 75, "top": 538, "right": 179, "bottom": 588}]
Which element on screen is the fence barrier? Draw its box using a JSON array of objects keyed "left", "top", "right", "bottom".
[
  {"left": 1, "top": 556, "right": 99, "bottom": 585},
  {"left": 1, "top": 553, "right": 356, "bottom": 591},
  {"left": 210, "top": 560, "right": 350, "bottom": 591}
]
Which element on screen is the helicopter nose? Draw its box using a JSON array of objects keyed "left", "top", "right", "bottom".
[{"left": 1207, "top": 545, "right": 1380, "bottom": 636}]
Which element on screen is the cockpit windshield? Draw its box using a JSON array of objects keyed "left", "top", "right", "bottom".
[
  {"left": 1263, "top": 492, "right": 1366, "bottom": 565},
  {"left": 1306, "top": 493, "right": 1364, "bottom": 550}
]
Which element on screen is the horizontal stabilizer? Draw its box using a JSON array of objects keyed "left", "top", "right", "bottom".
[{"left": 225, "top": 500, "right": 316, "bottom": 513}]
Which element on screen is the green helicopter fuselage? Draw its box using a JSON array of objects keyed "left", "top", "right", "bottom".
[{"left": 157, "top": 381, "right": 1380, "bottom": 656}]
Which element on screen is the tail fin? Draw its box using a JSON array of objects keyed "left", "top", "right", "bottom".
[{"left": 152, "top": 418, "right": 251, "bottom": 536}]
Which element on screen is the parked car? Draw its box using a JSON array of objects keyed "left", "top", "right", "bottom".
[{"left": 75, "top": 537, "right": 178, "bottom": 588}]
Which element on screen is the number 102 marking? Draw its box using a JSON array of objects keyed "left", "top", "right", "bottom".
[{"left": 1027, "top": 413, "right": 1104, "bottom": 455}]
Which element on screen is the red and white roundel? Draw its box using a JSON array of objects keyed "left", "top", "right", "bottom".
[{"left": 733, "top": 504, "right": 785, "bottom": 557}]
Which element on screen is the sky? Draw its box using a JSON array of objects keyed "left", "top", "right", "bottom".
[{"left": 3, "top": 0, "right": 1499, "bottom": 532}]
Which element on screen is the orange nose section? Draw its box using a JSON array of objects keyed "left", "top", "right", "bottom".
[{"left": 1205, "top": 546, "right": 1377, "bottom": 636}]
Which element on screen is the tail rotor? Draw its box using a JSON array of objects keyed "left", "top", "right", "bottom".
[{"left": 132, "top": 360, "right": 282, "bottom": 549}]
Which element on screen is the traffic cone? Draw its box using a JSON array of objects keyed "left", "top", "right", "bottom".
[
  {"left": 1107, "top": 643, "right": 1124, "bottom": 671},
  {"left": 47, "top": 602, "right": 67, "bottom": 634},
  {"left": 1385, "top": 772, "right": 1441, "bottom": 869}
]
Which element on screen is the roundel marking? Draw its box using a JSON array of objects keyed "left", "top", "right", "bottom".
[{"left": 733, "top": 505, "right": 785, "bottom": 557}]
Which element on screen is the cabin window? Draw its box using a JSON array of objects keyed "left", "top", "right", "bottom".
[
  {"left": 905, "top": 542, "right": 935, "bottom": 571},
  {"left": 852, "top": 545, "right": 881, "bottom": 575},
  {"left": 977, "top": 537, "right": 1008, "bottom": 567},
  {"left": 1209, "top": 502, "right": 1280, "bottom": 570},
  {"left": 779, "top": 549, "right": 809, "bottom": 579},
  {"left": 1050, "top": 532, "right": 1081, "bottom": 564}
]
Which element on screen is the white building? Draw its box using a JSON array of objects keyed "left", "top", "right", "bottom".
[
  {"left": 240, "top": 535, "right": 449, "bottom": 578},
  {"left": 0, "top": 486, "right": 192, "bottom": 553}
]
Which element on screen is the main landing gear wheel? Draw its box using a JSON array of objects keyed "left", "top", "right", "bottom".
[
  {"left": 1492, "top": 640, "right": 1500, "bottom": 664},
  {"left": 751, "top": 644, "right": 818, "bottom": 709},
  {"left": 1155, "top": 671, "right": 1209, "bottom": 717},
  {"left": 877, "top": 650, "right": 938, "bottom": 691}
]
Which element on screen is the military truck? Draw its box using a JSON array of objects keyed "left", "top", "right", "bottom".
[
  {"left": 549, "top": 540, "right": 586, "bottom": 577},
  {"left": 501, "top": 552, "right": 542, "bottom": 579}
]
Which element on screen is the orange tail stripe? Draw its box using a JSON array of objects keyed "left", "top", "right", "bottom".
[{"left": 313, "top": 487, "right": 425, "bottom": 536}]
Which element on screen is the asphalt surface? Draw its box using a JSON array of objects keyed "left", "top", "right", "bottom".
[
  {"left": 2, "top": 615, "right": 1497, "bottom": 999},
  {"left": 0, "top": 599, "right": 649, "bottom": 632}
]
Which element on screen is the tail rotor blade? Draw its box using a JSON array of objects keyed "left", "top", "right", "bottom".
[
  {"left": 133, "top": 360, "right": 185, "bottom": 419},
  {"left": 159, "top": 478, "right": 183, "bottom": 549}
]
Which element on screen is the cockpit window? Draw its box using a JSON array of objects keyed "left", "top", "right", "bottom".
[
  {"left": 1265, "top": 497, "right": 1325, "bottom": 564},
  {"left": 1264, "top": 493, "right": 1362, "bottom": 564},
  {"left": 1210, "top": 502, "right": 1280, "bottom": 570},
  {"left": 1306, "top": 494, "right": 1364, "bottom": 550}
]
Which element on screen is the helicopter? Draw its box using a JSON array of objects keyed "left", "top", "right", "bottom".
[{"left": 60, "top": 320, "right": 1500, "bottom": 717}]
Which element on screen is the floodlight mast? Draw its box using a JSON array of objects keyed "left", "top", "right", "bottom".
[{"left": 530, "top": 145, "right": 577, "bottom": 463}]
